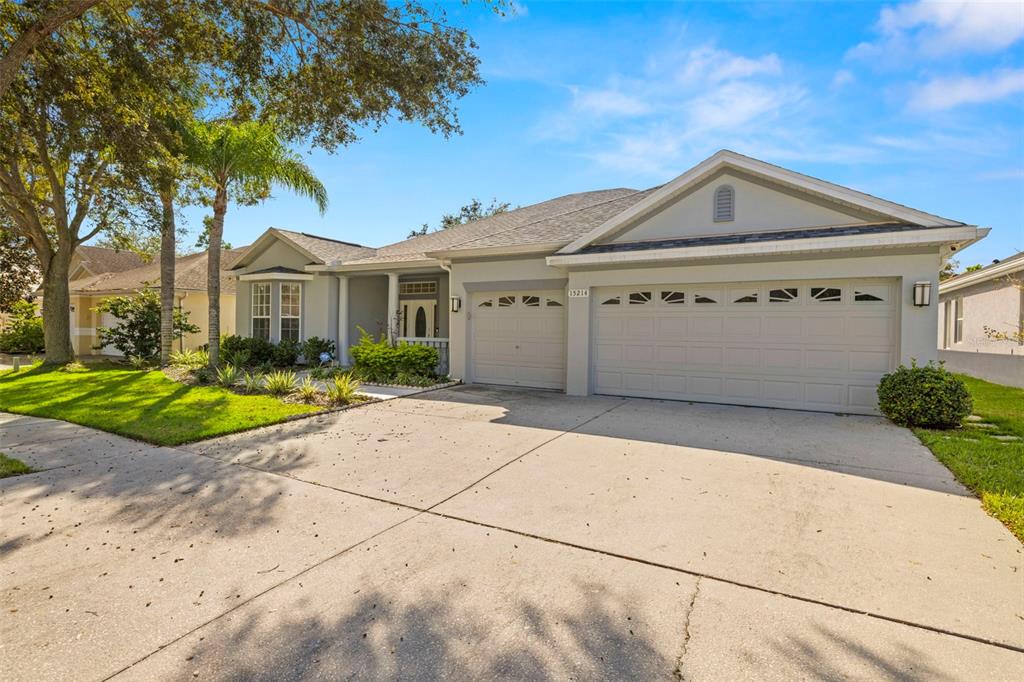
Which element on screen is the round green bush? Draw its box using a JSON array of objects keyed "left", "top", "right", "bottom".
[{"left": 876, "top": 362, "right": 972, "bottom": 429}]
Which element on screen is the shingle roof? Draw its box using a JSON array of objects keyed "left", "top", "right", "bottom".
[
  {"left": 69, "top": 247, "right": 249, "bottom": 296},
  {"left": 335, "top": 188, "right": 643, "bottom": 265},
  {"left": 75, "top": 245, "right": 147, "bottom": 275},
  {"left": 577, "top": 223, "right": 938, "bottom": 254},
  {"left": 272, "top": 229, "right": 374, "bottom": 263}
]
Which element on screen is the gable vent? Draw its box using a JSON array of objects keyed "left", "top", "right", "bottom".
[{"left": 713, "top": 184, "right": 735, "bottom": 222}]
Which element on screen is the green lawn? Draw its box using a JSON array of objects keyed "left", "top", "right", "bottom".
[
  {"left": 914, "top": 375, "right": 1024, "bottom": 542},
  {"left": 0, "top": 453, "right": 35, "bottom": 478},
  {"left": 0, "top": 363, "right": 319, "bottom": 446}
]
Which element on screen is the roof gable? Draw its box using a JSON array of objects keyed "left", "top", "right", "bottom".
[
  {"left": 231, "top": 228, "right": 371, "bottom": 270},
  {"left": 560, "top": 150, "right": 964, "bottom": 254}
]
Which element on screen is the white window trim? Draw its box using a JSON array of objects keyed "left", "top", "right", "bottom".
[
  {"left": 251, "top": 282, "right": 271, "bottom": 340},
  {"left": 954, "top": 297, "right": 964, "bottom": 344},
  {"left": 279, "top": 281, "right": 302, "bottom": 343}
]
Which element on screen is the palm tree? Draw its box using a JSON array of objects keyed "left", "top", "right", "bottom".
[{"left": 180, "top": 120, "right": 328, "bottom": 367}]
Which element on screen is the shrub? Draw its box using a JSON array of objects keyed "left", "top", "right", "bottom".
[
  {"left": 169, "top": 348, "right": 209, "bottom": 370},
  {"left": 128, "top": 356, "right": 151, "bottom": 370},
  {"left": 302, "top": 336, "right": 335, "bottom": 366},
  {"left": 59, "top": 360, "right": 89, "bottom": 373},
  {"left": 394, "top": 371, "right": 437, "bottom": 387},
  {"left": 217, "top": 363, "right": 242, "bottom": 387},
  {"left": 297, "top": 376, "right": 320, "bottom": 403},
  {"left": 242, "top": 370, "right": 265, "bottom": 394},
  {"left": 326, "top": 373, "right": 361, "bottom": 405},
  {"left": 94, "top": 288, "right": 199, "bottom": 360},
  {"left": 193, "top": 367, "right": 213, "bottom": 384},
  {"left": 348, "top": 328, "right": 438, "bottom": 383},
  {"left": 221, "top": 335, "right": 274, "bottom": 367},
  {"left": 264, "top": 369, "right": 297, "bottom": 396},
  {"left": 0, "top": 301, "right": 44, "bottom": 353},
  {"left": 877, "top": 362, "right": 973, "bottom": 429},
  {"left": 272, "top": 338, "right": 300, "bottom": 367}
]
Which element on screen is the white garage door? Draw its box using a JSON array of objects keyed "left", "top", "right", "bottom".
[
  {"left": 593, "top": 279, "right": 898, "bottom": 414},
  {"left": 471, "top": 290, "right": 566, "bottom": 389}
]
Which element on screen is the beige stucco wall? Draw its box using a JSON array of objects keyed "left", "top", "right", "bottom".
[
  {"left": 72, "top": 292, "right": 234, "bottom": 356},
  {"left": 609, "top": 170, "right": 873, "bottom": 244},
  {"left": 938, "top": 278, "right": 1023, "bottom": 355}
]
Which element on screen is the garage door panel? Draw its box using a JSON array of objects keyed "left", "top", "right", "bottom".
[
  {"left": 593, "top": 279, "right": 897, "bottom": 414},
  {"left": 723, "top": 347, "right": 760, "bottom": 368},
  {"left": 724, "top": 317, "right": 760, "bottom": 337},
  {"left": 763, "top": 348, "right": 802, "bottom": 370}
]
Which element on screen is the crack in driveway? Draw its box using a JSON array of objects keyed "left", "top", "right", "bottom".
[{"left": 673, "top": 576, "right": 702, "bottom": 680}]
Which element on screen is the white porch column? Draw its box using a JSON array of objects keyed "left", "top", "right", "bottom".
[
  {"left": 337, "top": 274, "right": 349, "bottom": 365},
  {"left": 386, "top": 272, "right": 400, "bottom": 343}
]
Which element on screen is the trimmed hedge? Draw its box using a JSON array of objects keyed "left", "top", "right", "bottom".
[
  {"left": 349, "top": 327, "right": 438, "bottom": 383},
  {"left": 877, "top": 362, "right": 972, "bottom": 429}
]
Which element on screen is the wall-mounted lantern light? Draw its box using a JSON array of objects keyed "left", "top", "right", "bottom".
[
  {"left": 450, "top": 295, "right": 462, "bottom": 313},
  {"left": 912, "top": 281, "right": 932, "bottom": 307}
]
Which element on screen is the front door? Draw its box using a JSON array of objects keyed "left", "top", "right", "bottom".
[{"left": 401, "top": 299, "right": 437, "bottom": 338}]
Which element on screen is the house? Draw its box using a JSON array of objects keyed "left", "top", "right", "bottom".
[
  {"left": 937, "top": 252, "right": 1024, "bottom": 388},
  {"left": 67, "top": 247, "right": 247, "bottom": 356},
  {"left": 230, "top": 150, "right": 987, "bottom": 415}
]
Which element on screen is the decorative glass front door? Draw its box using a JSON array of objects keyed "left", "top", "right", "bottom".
[{"left": 401, "top": 299, "right": 437, "bottom": 338}]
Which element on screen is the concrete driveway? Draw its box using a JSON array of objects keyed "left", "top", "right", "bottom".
[{"left": 1, "top": 387, "right": 1021, "bottom": 680}]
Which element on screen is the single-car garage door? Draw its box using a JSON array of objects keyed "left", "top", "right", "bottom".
[
  {"left": 471, "top": 290, "right": 566, "bottom": 389},
  {"left": 593, "top": 279, "right": 898, "bottom": 414}
]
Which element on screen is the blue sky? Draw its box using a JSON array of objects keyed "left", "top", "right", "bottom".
[{"left": 183, "top": 0, "right": 1024, "bottom": 268}]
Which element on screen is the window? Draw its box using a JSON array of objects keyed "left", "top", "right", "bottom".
[
  {"left": 523, "top": 295, "right": 540, "bottom": 307},
  {"left": 251, "top": 283, "right": 271, "bottom": 341},
  {"left": 854, "top": 287, "right": 886, "bottom": 302},
  {"left": 731, "top": 289, "right": 758, "bottom": 304},
  {"left": 694, "top": 293, "right": 718, "bottom": 304},
  {"left": 769, "top": 288, "right": 799, "bottom": 303},
  {"left": 628, "top": 291, "right": 652, "bottom": 305},
  {"left": 713, "top": 185, "right": 735, "bottom": 222},
  {"left": 954, "top": 297, "right": 964, "bottom": 343},
  {"left": 811, "top": 287, "right": 842, "bottom": 303},
  {"left": 661, "top": 291, "right": 685, "bottom": 304},
  {"left": 498, "top": 295, "right": 516, "bottom": 307},
  {"left": 943, "top": 300, "right": 952, "bottom": 349},
  {"left": 280, "top": 283, "right": 301, "bottom": 342},
  {"left": 546, "top": 297, "right": 563, "bottom": 307},
  {"left": 400, "top": 281, "right": 436, "bottom": 295},
  {"left": 601, "top": 295, "right": 621, "bottom": 305},
  {"left": 478, "top": 298, "right": 493, "bottom": 308}
]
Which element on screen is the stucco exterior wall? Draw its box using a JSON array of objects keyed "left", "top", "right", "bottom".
[
  {"left": 938, "top": 349, "right": 1024, "bottom": 388},
  {"left": 938, "top": 278, "right": 1022, "bottom": 355},
  {"left": 348, "top": 275, "right": 389, "bottom": 343},
  {"left": 178, "top": 293, "right": 235, "bottom": 351},
  {"left": 237, "top": 239, "right": 312, "bottom": 273}
]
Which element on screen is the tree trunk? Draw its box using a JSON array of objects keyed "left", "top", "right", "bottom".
[
  {"left": 40, "top": 246, "right": 74, "bottom": 364},
  {"left": 158, "top": 184, "right": 176, "bottom": 366},
  {"left": 207, "top": 187, "right": 226, "bottom": 368}
]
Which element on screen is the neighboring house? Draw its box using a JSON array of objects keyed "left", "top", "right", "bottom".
[
  {"left": 68, "top": 247, "right": 247, "bottom": 356},
  {"left": 231, "top": 150, "right": 987, "bottom": 415},
  {"left": 937, "top": 252, "right": 1024, "bottom": 388}
]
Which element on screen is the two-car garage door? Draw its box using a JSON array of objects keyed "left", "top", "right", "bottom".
[{"left": 593, "top": 279, "right": 898, "bottom": 414}]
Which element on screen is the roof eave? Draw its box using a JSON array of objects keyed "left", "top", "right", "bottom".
[
  {"left": 939, "top": 250, "right": 1024, "bottom": 293},
  {"left": 425, "top": 241, "right": 564, "bottom": 260},
  {"left": 547, "top": 225, "right": 987, "bottom": 268}
]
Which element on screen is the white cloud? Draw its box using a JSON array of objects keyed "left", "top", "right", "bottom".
[
  {"left": 831, "top": 69, "right": 855, "bottom": 89},
  {"left": 909, "top": 69, "right": 1024, "bottom": 110},
  {"left": 671, "top": 46, "right": 782, "bottom": 84},
  {"left": 849, "top": 0, "right": 1024, "bottom": 61},
  {"left": 687, "top": 82, "right": 803, "bottom": 133},
  {"left": 569, "top": 86, "right": 650, "bottom": 117}
]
